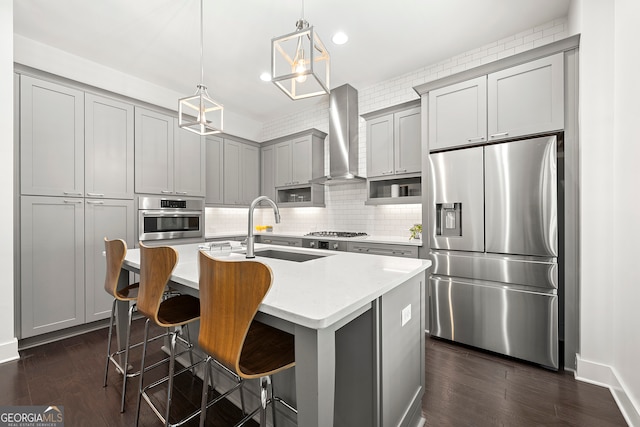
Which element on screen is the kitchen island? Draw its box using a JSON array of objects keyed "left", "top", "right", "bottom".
[{"left": 117, "top": 243, "right": 431, "bottom": 427}]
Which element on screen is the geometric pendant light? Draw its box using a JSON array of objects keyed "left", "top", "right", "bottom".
[
  {"left": 271, "top": 0, "right": 330, "bottom": 100},
  {"left": 179, "top": 0, "right": 223, "bottom": 135}
]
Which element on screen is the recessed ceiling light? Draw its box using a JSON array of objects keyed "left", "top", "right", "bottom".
[
  {"left": 332, "top": 31, "right": 348, "bottom": 45},
  {"left": 260, "top": 72, "right": 272, "bottom": 82}
]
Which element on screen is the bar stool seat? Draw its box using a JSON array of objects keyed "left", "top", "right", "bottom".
[{"left": 198, "top": 251, "right": 296, "bottom": 427}]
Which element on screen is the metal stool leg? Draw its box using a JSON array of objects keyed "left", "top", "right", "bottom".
[
  {"left": 270, "top": 376, "right": 277, "bottom": 427},
  {"left": 164, "top": 331, "right": 178, "bottom": 427},
  {"left": 183, "top": 323, "right": 196, "bottom": 375},
  {"left": 103, "top": 298, "right": 117, "bottom": 387},
  {"left": 135, "top": 319, "right": 151, "bottom": 427},
  {"left": 199, "top": 356, "right": 212, "bottom": 427},
  {"left": 119, "top": 303, "right": 135, "bottom": 412}
]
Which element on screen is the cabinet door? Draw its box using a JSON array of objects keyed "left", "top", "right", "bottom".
[
  {"left": 134, "top": 107, "right": 174, "bottom": 194},
  {"left": 85, "top": 199, "right": 134, "bottom": 322},
  {"left": 85, "top": 94, "right": 134, "bottom": 199},
  {"left": 428, "top": 76, "right": 487, "bottom": 151},
  {"left": 174, "top": 125, "right": 205, "bottom": 196},
  {"left": 487, "top": 53, "right": 564, "bottom": 141},
  {"left": 261, "top": 145, "right": 276, "bottom": 200},
  {"left": 291, "top": 136, "right": 312, "bottom": 184},
  {"left": 366, "top": 114, "right": 394, "bottom": 177},
  {"left": 394, "top": 107, "right": 421, "bottom": 174},
  {"left": 21, "top": 196, "right": 85, "bottom": 338},
  {"left": 205, "top": 135, "right": 224, "bottom": 204},
  {"left": 274, "top": 141, "right": 292, "bottom": 187},
  {"left": 242, "top": 144, "right": 260, "bottom": 204},
  {"left": 223, "top": 140, "right": 242, "bottom": 205},
  {"left": 20, "top": 76, "right": 84, "bottom": 197}
]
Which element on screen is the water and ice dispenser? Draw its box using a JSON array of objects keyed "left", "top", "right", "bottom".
[{"left": 436, "top": 203, "right": 462, "bottom": 237}]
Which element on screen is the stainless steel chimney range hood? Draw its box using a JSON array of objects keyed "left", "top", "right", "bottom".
[{"left": 311, "top": 84, "right": 366, "bottom": 185}]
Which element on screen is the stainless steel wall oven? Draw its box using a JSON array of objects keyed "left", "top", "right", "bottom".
[{"left": 137, "top": 196, "right": 204, "bottom": 244}]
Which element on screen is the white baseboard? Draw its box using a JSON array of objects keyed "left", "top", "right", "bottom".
[
  {"left": 576, "top": 354, "right": 640, "bottom": 427},
  {"left": 0, "top": 337, "right": 19, "bottom": 364}
]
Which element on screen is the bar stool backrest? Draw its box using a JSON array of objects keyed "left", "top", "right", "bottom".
[
  {"left": 104, "top": 238, "right": 127, "bottom": 299},
  {"left": 197, "top": 251, "right": 273, "bottom": 375},
  {"left": 137, "top": 242, "right": 179, "bottom": 325}
]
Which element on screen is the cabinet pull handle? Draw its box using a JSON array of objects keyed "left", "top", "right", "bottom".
[
  {"left": 161, "top": 190, "right": 172, "bottom": 194},
  {"left": 396, "top": 168, "right": 406, "bottom": 173},
  {"left": 489, "top": 132, "right": 509, "bottom": 139},
  {"left": 86, "top": 200, "right": 104, "bottom": 205},
  {"left": 63, "top": 191, "right": 82, "bottom": 196},
  {"left": 175, "top": 191, "right": 188, "bottom": 195},
  {"left": 63, "top": 199, "right": 82, "bottom": 204},
  {"left": 467, "top": 136, "right": 485, "bottom": 142},
  {"left": 86, "top": 192, "right": 104, "bottom": 197}
]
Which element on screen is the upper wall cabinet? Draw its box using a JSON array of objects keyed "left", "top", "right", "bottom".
[
  {"left": 428, "top": 53, "right": 564, "bottom": 151},
  {"left": 134, "top": 107, "right": 173, "bottom": 194},
  {"left": 364, "top": 102, "right": 421, "bottom": 178},
  {"left": 429, "top": 77, "right": 487, "bottom": 151},
  {"left": 134, "top": 107, "right": 205, "bottom": 196},
  {"left": 85, "top": 94, "right": 134, "bottom": 199},
  {"left": 205, "top": 135, "right": 224, "bottom": 205},
  {"left": 20, "top": 76, "right": 85, "bottom": 197},
  {"left": 261, "top": 129, "right": 326, "bottom": 207},
  {"left": 487, "top": 53, "right": 564, "bottom": 141},
  {"left": 271, "top": 130, "right": 325, "bottom": 187},
  {"left": 205, "top": 135, "right": 260, "bottom": 207},
  {"left": 174, "top": 125, "right": 206, "bottom": 197}
]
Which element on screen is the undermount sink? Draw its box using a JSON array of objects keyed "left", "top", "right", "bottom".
[{"left": 251, "top": 249, "right": 328, "bottom": 263}]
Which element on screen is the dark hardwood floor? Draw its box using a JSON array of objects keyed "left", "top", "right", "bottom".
[{"left": 0, "top": 319, "right": 627, "bottom": 426}]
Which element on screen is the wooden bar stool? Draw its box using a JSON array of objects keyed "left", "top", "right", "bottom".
[
  {"left": 197, "top": 251, "right": 297, "bottom": 427},
  {"left": 134, "top": 243, "right": 202, "bottom": 427},
  {"left": 103, "top": 238, "right": 176, "bottom": 413}
]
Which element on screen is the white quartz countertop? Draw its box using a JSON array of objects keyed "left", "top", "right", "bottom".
[
  {"left": 124, "top": 243, "right": 431, "bottom": 330},
  {"left": 206, "top": 231, "right": 423, "bottom": 246}
]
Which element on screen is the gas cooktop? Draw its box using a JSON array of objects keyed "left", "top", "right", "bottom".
[{"left": 305, "top": 231, "right": 368, "bottom": 238}]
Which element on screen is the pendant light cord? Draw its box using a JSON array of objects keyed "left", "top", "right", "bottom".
[{"left": 199, "top": 0, "right": 204, "bottom": 86}]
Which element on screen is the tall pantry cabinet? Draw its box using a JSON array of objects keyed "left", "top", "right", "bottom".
[{"left": 18, "top": 75, "right": 134, "bottom": 338}]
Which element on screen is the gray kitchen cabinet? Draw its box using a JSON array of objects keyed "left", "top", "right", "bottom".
[
  {"left": 263, "top": 129, "right": 326, "bottom": 207},
  {"left": 364, "top": 101, "right": 421, "bottom": 178},
  {"left": 85, "top": 93, "right": 134, "bottom": 199},
  {"left": 365, "top": 114, "right": 393, "bottom": 178},
  {"left": 84, "top": 198, "right": 135, "bottom": 322},
  {"left": 134, "top": 107, "right": 205, "bottom": 196},
  {"left": 260, "top": 144, "right": 276, "bottom": 201},
  {"left": 242, "top": 143, "right": 260, "bottom": 204},
  {"left": 223, "top": 138, "right": 260, "bottom": 206},
  {"left": 205, "top": 135, "right": 224, "bottom": 205},
  {"left": 20, "top": 75, "right": 84, "bottom": 197},
  {"left": 347, "top": 241, "right": 419, "bottom": 258},
  {"left": 428, "top": 76, "right": 487, "bottom": 151},
  {"left": 174, "top": 125, "right": 205, "bottom": 197},
  {"left": 274, "top": 136, "right": 315, "bottom": 187},
  {"left": 258, "top": 236, "right": 302, "bottom": 247},
  {"left": 427, "top": 53, "right": 564, "bottom": 151},
  {"left": 487, "top": 53, "right": 564, "bottom": 141},
  {"left": 134, "top": 107, "right": 174, "bottom": 194},
  {"left": 20, "top": 196, "right": 85, "bottom": 338}
]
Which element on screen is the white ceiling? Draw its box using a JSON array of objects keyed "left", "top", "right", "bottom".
[{"left": 13, "top": 0, "right": 571, "bottom": 124}]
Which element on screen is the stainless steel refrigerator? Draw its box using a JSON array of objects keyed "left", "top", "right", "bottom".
[{"left": 429, "top": 135, "right": 559, "bottom": 369}]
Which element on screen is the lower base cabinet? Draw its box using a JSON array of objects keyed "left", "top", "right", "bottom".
[
  {"left": 20, "top": 196, "right": 133, "bottom": 338},
  {"left": 347, "top": 241, "right": 419, "bottom": 258}
]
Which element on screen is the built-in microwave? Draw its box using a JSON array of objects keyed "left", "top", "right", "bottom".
[{"left": 138, "top": 196, "right": 204, "bottom": 243}]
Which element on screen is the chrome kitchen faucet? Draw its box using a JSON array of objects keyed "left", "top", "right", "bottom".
[{"left": 246, "top": 196, "right": 281, "bottom": 258}]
